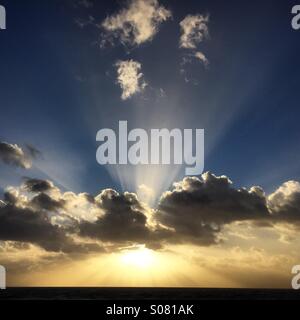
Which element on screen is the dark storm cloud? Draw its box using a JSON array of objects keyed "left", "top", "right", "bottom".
[
  {"left": 0, "top": 142, "right": 31, "bottom": 169},
  {"left": 1, "top": 173, "right": 300, "bottom": 254},
  {"left": 155, "top": 172, "right": 269, "bottom": 245},
  {"left": 158, "top": 173, "right": 269, "bottom": 223},
  {"left": 30, "top": 193, "right": 65, "bottom": 211},
  {"left": 0, "top": 203, "right": 69, "bottom": 252},
  {"left": 3, "top": 190, "right": 18, "bottom": 205},
  {"left": 80, "top": 189, "right": 153, "bottom": 242},
  {"left": 23, "top": 178, "right": 54, "bottom": 193},
  {"left": 0, "top": 201, "right": 103, "bottom": 254},
  {"left": 156, "top": 172, "right": 300, "bottom": 245}
]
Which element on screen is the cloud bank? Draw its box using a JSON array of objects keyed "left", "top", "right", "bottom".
[{"left": 1, "top": 172, "right": 300, "bottom": 256}]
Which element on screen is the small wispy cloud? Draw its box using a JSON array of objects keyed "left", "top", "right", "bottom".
[
  {"left": 194, "top": 51, "right": 209, "bottom": 67},
  {"left": 74, "top": 0, "right": 94, "bottom": 9},
  {"left": 115, "top": 60, "right": 147, "bottom": 100},
  {"left": 74, "top": 15, "right": 96, "bottom": 29},
  {"left": 79, "top": 0, "right": 93, "bottom": 8},
  {"left": 0, "top": 142, "right": 32, "bottom": 169},
  {"left": 101, "top": 0, "right": 172, "bottom": 48},
  {"left": 179, "top": 14, "right": 210, "bottom": 81}
]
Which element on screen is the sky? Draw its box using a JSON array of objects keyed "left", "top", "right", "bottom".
[{"left": 0, "top": 0, "right": 300, "bottom": 288}]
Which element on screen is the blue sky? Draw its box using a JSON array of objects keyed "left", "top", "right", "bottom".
[{"left": 1, "top": 0, "right": 300, "bottom": 196}]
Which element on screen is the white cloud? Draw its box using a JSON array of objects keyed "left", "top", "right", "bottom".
[
  {"left": 194, "top": 51, "right": 209, "bottom": 67},
  {"left": 115, "top": 60, "right": 147, "bottom": 100},
  {"left": 179, "top": 14, "right": 209, "bottom": 49},
  {"left": 101, "top": 0, "right": 172, "bottom": 47},
  {"left": 268, "top": 181, "right": 300, "bottom": 217}
]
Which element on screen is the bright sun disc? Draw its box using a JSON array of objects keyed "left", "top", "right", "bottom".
[{"left": 120, "top": 247, "right": 155, "bottom": 268}]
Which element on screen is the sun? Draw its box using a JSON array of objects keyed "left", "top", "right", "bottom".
[{"left": 120, "top": 246, "right": 156, "bottom": 269}]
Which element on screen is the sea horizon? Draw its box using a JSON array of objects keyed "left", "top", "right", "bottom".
[{"left": 1, "top": 287, "right": 299, "bottom": 300}]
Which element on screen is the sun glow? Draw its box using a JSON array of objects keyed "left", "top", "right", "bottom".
[
  {"left": 120, "top": 246, "right": 156, "bottom": 269},
  {"left": 9, "top": 245, "right": 231, "bottom": 287}
]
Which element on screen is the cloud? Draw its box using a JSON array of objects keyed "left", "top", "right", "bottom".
[
  {"left": 25, "top": 144, "right": 42, "bottom": 160},
  {"left": 79, "top": 189, "right": 171, "bottom": 249},
  {"left": 23, "top": 178, "right": 55, "bottom": 193},
  {"left": 156, "top": 172, "right": 269, "bottom": 245},
  {"left": 30, "top": 193, "right": 65, "bottom": 211},
  {"left": 77, "top": 0, "right": 93, "bottom": 8},
  {"left": 0, "top": 204, "right": 103, "bottom": 255},
  {"left": 268, "top": 181, "right": 300, "bottom": 223},
  {"left": 0, "top": 204, "right": 74, "bottom": 253},
  {"left": 101, "top": 0, "right": 171, "bottom": 48},
  {"left": 80, "top": 189, "right": 152, "bottom": 242},
  {"left": 1, "top": 167, "right": 300, "bottom": 288},
  {"left": 0, "top": 179, "right": 168, "bottom": 252},
  {"left": 115, "top": 60, "right": 147, "bottom": 100},
  {"left": 180, "top": 51, "right": 209, "bottom": 82},
  {"left": 194, "top": 51, "right": 209, "bottom": 67},
  {"left": 1, "top": 173, "right": 300, "bottom": 257},
  {"left": 0, "top": 179, "right": 103, "bottom": 253},
  {"left": 179, "top": 14, "right": 209, "bottom": 49},
  {"left": 179, "top": 14, "right": 209, "bottom": 80},
  {"left": 0, "top": 142, "right": 32, "bottom": 169},
  {"left": 74, "top": 15, "right": 96, "bottom": 29}
]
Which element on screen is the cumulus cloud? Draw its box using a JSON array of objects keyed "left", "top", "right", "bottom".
[
  {"left": 101, "top": 0, "right": 171, "bottom": 48},
  {"left": 1, "top": 172, "right": 300, "bottom": 257},
  {"left": 115, "top": 60, "right": 147, "bottom": 100},
  {"left": 79, "top": 189, "right": 171, "bottom": 250},
  {"left": 0, "top": 179, "right": 168, "bottom": 253},
  {"left": 268, "top": 181, "right": 300, "bottom": 222},
  {"left": 155, "top": 173, "right": 300, "bottom": 245},
  {"left": 179, "top": 14, "right": 209, "bottom": 49},
  {"left": 30, "top": 193, "right": 65, "bottom": 211},
  {"left": 80, "top": 189, "right": 152, "bottom": 242},
  {"left": 0, "top": 180, "right": 103, "bottom": 253},
  {"left": 157, "top": 172, "right": 269, "bottom": 245},
  {"left": 0, "top": 205, "right": 64, "bottom": 252},
  {"left": 0, "top": 142, "right": 32, "bottom": 169}
]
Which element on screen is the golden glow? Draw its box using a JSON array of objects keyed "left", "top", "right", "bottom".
[
  {"left": 5, "top": 241, "right": 298, "bottom": 288},
  {"left": 120, "top": 247, "right": 156, "bottom": 269}
]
